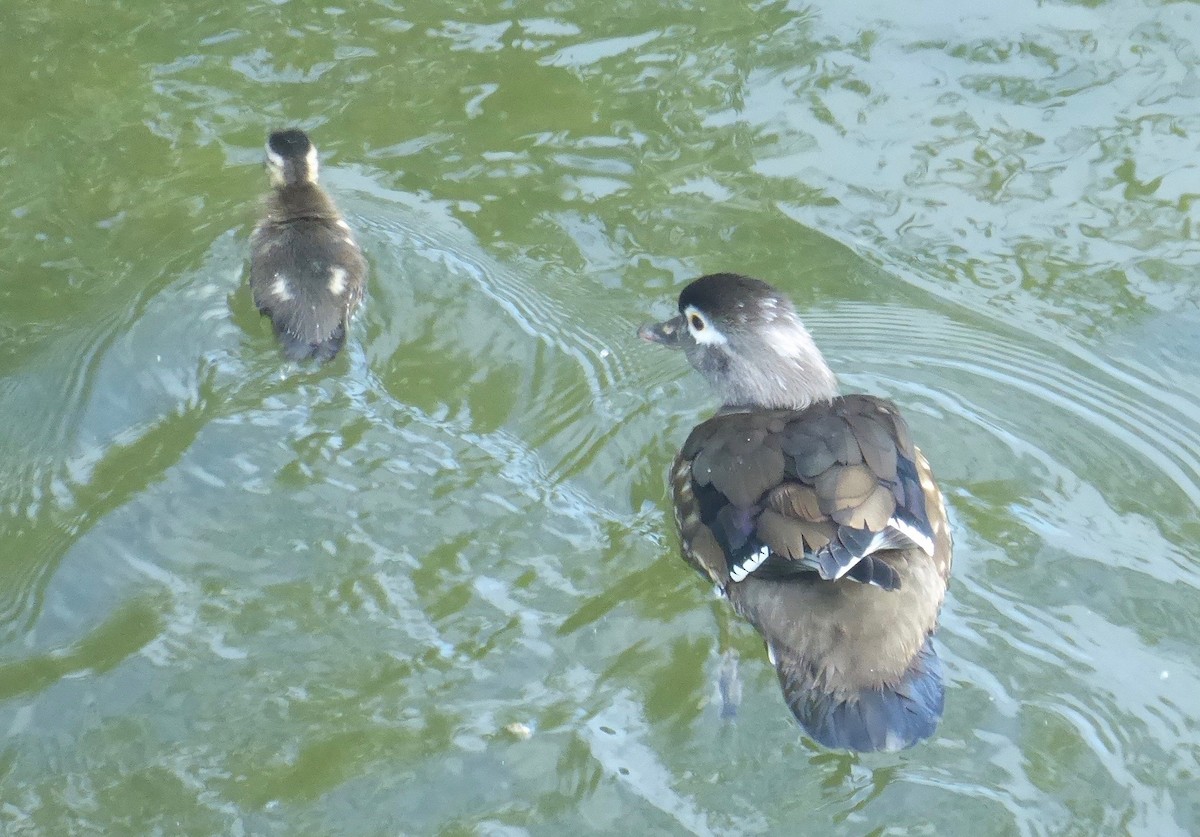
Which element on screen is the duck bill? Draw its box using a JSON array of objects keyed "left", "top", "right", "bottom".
[{"left": 637, "top": 315, "right": 686, "bottom": 349}]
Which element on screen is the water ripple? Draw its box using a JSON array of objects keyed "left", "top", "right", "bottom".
[{"left": 806, "top": 302, "right": 1200, "bottom": 511}]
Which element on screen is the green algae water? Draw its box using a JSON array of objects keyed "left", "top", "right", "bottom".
[{"left": 2, "top": 0, "right": 1199, "bottom": 833}]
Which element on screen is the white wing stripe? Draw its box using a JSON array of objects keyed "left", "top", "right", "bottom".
[
  {"left": 884, "top": 516, "right": 935, "bottom": 556},
  {"left": 729, "top": 544, "right": 770, "bottom": 583}
]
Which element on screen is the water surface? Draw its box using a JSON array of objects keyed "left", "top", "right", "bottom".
[{"left": 2, "top": 0, "right": 1199, "bottom": 834}]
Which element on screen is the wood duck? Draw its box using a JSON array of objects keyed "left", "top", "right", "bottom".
[
  {"left": 640, "top": 273, "right": 953, "bottom": 752},
  {"left": 249, "top": 129, "right": 367, "bottom": 362}
]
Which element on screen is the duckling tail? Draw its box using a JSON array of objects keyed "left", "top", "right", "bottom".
[
  {"left": 778, "top": 637, "right": 944, "bottom": 752},
  {"left": 275, "top": 321, "right": 347, "bottom": 362}
]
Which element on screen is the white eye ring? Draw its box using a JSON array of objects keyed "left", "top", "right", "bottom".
[{"left": 683, "top": 305, "right": 727, "bottom": 346}]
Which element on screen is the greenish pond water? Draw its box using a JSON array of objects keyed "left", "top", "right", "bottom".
[{"left": 3, "top": 0, "right": 1200, "bottom": 834}]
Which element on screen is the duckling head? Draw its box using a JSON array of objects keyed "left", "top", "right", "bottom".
[
  {"left": 639, "top": 273, "right": 839, "bottom": 411},
  {"left": 265, "top": 129, "right": 319, "bottom": 188}
]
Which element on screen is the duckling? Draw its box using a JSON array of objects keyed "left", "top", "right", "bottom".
[
  {"left": 249, "top": 129, "right": 366, "bottom": 362},
  {"left": 640, "top": 273, "right": 953, "bottom": 752}
]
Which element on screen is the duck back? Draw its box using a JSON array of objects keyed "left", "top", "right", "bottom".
[
  {"left": 249, "top": 186, "right": 365, "bottom": 362},
  {"left": 671, "top": 395, "right": 953, "bottom": 751}
]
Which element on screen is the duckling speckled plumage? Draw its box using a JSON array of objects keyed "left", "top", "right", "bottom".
[
  {"left": 249, "top": 129, "right": 366, "bottom": 362},
  {"left": 640, "top": 273, "right": 953, "bottom": 752}
]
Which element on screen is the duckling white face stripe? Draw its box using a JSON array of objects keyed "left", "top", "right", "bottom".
[
  {"left": 265, "top": 147, "right": 287, "bottom": 186},
  {"left": 683, "top": 305, "right": 728, "bottom": 346},
  {"left": 304, "top": 144, "right": 319, "bottom": 182}
]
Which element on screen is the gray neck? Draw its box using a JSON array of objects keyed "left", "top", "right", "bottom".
[
  {"left": 716, "top": 352, "right": 839, "bottom": 411},
  {"left": 266, "top": 184, "right": 341, "bottom": 223},
  {"left": 699, "top": 318, "right": 840, "bottom": 411}
]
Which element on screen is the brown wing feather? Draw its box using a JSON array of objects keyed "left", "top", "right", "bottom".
[
  {"left": 674, "top": 396, "right": 941, "bottom": 588},
  {"left": 669, "top": 395, "right": 953, "bottom": 753}
]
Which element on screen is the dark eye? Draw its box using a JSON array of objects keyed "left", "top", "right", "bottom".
[{"left": 689, "top": 314, "right": 705, "bottom": 331}]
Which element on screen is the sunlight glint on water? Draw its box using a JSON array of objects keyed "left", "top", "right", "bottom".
[{"left": 0, "top": 0, "right": 1198, "bottom": 834}]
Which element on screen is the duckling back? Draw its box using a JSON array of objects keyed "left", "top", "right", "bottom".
[{"left": 249, "top": 130, "right": 366, "bottom": 362}]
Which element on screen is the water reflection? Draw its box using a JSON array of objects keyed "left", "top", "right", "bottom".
[{"left": 1, "top": 0, "right": 1198, "bottom": 833}]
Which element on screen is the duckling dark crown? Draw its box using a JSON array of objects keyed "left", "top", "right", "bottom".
[{"left": 268, "top": 129, "right": 313, "bottom": 159}]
